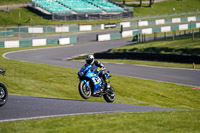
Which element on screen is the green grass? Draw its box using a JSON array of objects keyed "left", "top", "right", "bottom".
[
  {"left": 0, "top": 46, "right": 200, "bottom": 132},
  {"left": 128, "top": 0, "right": 200, "bottom": 17},
  {"left": 0, "top": 111, "right": 200, "bottom": 133},
  {"left": 110, "top": 33, "right": 200, "bottom": 55},
  {"left": 0, "top": 0, "right": 30, "bottom": 5},
  {"left": 0, "top": 8, "right": 121, "bottom": 26}
]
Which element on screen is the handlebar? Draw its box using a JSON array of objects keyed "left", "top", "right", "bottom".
[{"left": 95, "top": 67, "right": 106, "bottom": 72}]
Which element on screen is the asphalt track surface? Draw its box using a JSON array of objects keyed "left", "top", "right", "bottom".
[
  {"left": 0, "top": 95, "right": 180, "bottom": 122},
  {"left": 1, "top": 30, "right": 197, "bottom": 122}
]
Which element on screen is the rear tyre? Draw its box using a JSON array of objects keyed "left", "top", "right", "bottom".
[
  {"left": 78, "top": 81, "right": 91, "bottom": 99},
  {"left": 103, "top": 86, "right": 115, "bottom": 103},
  {"left": 0, "top": 82, "right": 8, "bottom": 107}
]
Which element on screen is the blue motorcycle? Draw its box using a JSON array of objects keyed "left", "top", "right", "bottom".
[{"left": 78, "top": 64, "right": 115, "bottom": 103}]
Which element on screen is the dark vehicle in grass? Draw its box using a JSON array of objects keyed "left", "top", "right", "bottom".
[{"left": 0, "top": 68, "right": 8, "bottom": 107}]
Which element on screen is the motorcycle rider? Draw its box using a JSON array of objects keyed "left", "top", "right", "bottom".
[{"left": 85, "top": 55, "right": 110, "bottom": 90}]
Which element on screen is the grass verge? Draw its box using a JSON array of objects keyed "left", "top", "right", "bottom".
[
  {"left": 0, "top": 46, "right": 200, "bottom": 132},
  {"left": 0, "top": 111, "right": 200, "bottom": 133},
  {"left": 99, "top": 59, "right": 200, "bottom": 69},
  {"left": 0, "top": 0, "right": 30, "bottom": 5},
  {"left": 0, "top": 8, "right": 121, "bottom": 26},
  {"left": 110, "top": 33, "right": 200, "bottom": 55}
]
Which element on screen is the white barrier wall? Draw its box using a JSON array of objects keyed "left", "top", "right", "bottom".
[
  {"left": 122, "top": 30, "right": 133, "bottom": 38},
  {"left": 196, "top": 23, "right": 200, "bottom": 28},
  {"left": 56, "top": 26, "right": 69, "bottom": 32},
  {"left": 188, "top": 16, "right": 196, "bottom": 22},
  {"left": 172, "top": 18, "right": 181, "bottom": 23},
  {"left": 161, "top": 26, "right": 171, "bottom": 32},
  {"left": 4, "top": 41, "right": 19, "bottom": 48},
  {"left": 97, "top": 22, "right": 200, "bottom": 42},
  {"left": 98, "top": 34, "right": 110, "bottom": 41},
  {"left": 101, "top": 24, "right": 105, "bottom": 30},
  {"left": 155, "top": 19, "right": 165, "bottom": 25},
  {"left": 139, "top": 21, "right": 148, "bottom": 26},
  {"left": 142, "top": 28, "right": 152, "bottom": 34},
  {"left": 59, "top": 38, "right": 70, "bottom": 45},
  {"left": 28, "top": 27, "right": 43, "bottom": 33},
  {"left": 32, "top": 39, "right": 46, "bottom": 46},
  {"left": 179, "top": 24, "right": 188, "bottom": 30},
  {"left": 120, "top": 22, "right": 131, "bottom": 28},
  {"left": 79, "top": 25, "right": 92, "bottom": 31}
]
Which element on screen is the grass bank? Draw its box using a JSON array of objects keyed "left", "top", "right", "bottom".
[
  {"left": 0, "top": 8, "right": 121, "bottom": 26},
  {"left": 0, "top": 111, "right": 200, "bottom": 133},
  {"left": 128, "top": 0, "right": 200, "bottom": 17},
  {"left": 110, "top": 33, "right": 200, "bottom": 55},
  {"left": 0, "top": 0, "right": 30, "bottom": 5},
  {"left": 0, "top": 46, "right": 200, "bottom": 132}
]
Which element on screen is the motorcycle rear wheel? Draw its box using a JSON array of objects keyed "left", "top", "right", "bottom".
[
  {"left": 103, "top": 86, "right": 115, "bottom": 103},
  {"left": 78, "top": 81, "right": 91, "bottom": 99},
  {"left": 0, "top": 82, "right": 8, "bottom": 107}
]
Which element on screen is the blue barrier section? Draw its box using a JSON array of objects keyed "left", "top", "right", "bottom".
[
  {"left": 19, "top": 40, "right": 33, "bottom": 47},
  {"left": 0, "top": 41, "right": 4, "bottom": 48},
  {"left": 70, "top": 36, "right": 78, "bottom": 44},
  {"left": 47, "top": 38, "right": 59, "bottom": 45}
]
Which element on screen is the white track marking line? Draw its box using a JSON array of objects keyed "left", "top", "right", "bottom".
[
  {"left": 0, "top": 111, "right": 122, "bottom": 123},
  {"left": 2, "top": 45, "right": 74, "bottom": 60}
]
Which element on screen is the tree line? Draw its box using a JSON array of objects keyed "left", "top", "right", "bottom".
[{"left": 139, "top": 0, "right": 155, "bottom": 7}]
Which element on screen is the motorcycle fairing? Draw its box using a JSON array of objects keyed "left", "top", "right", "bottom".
[{"left": 85, "top": 71, "right": 102, "bottom": 93}]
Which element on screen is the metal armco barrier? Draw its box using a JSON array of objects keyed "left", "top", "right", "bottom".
[
  {"left": 0, "top": 36, "right": 78, "bottom": 48},
  {"left": 97, "top": 22, "right": 200, "bottom": 41}
]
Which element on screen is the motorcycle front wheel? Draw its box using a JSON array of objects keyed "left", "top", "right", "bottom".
[
  {"left": 78, "top": 81, "right": 91, "bottom": 99},
  {"left": 0, "top": 82, "right": 8, "bottom": 107},
  {"left": 103, "top": 86, "right": 115, "bottom": 103}
]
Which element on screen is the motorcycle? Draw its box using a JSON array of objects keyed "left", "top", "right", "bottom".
[
  {"left": 0, "top": 68, "right": 8, "bottom": 107},
  {"left": 78, "top": 64, "right": 115, "bottom": 103}
]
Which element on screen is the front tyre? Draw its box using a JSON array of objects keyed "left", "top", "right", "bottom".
[
  {"left": 0, "top": 82, "right": 8, "bottom": 107},
  {"left": 103, "top": 86, "right": 115, "bottom": 103},
  {"left": 78, "top": 81, "right": 91, "bottom": 99}
]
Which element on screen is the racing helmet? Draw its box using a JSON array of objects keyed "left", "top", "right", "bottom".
[{"left": 86, "top": 55, "right": 94, "bottom": 64}]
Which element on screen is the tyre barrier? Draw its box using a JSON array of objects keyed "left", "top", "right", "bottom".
[{"left": 94, "top": 52, "right": 200, "bottom": 64}]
